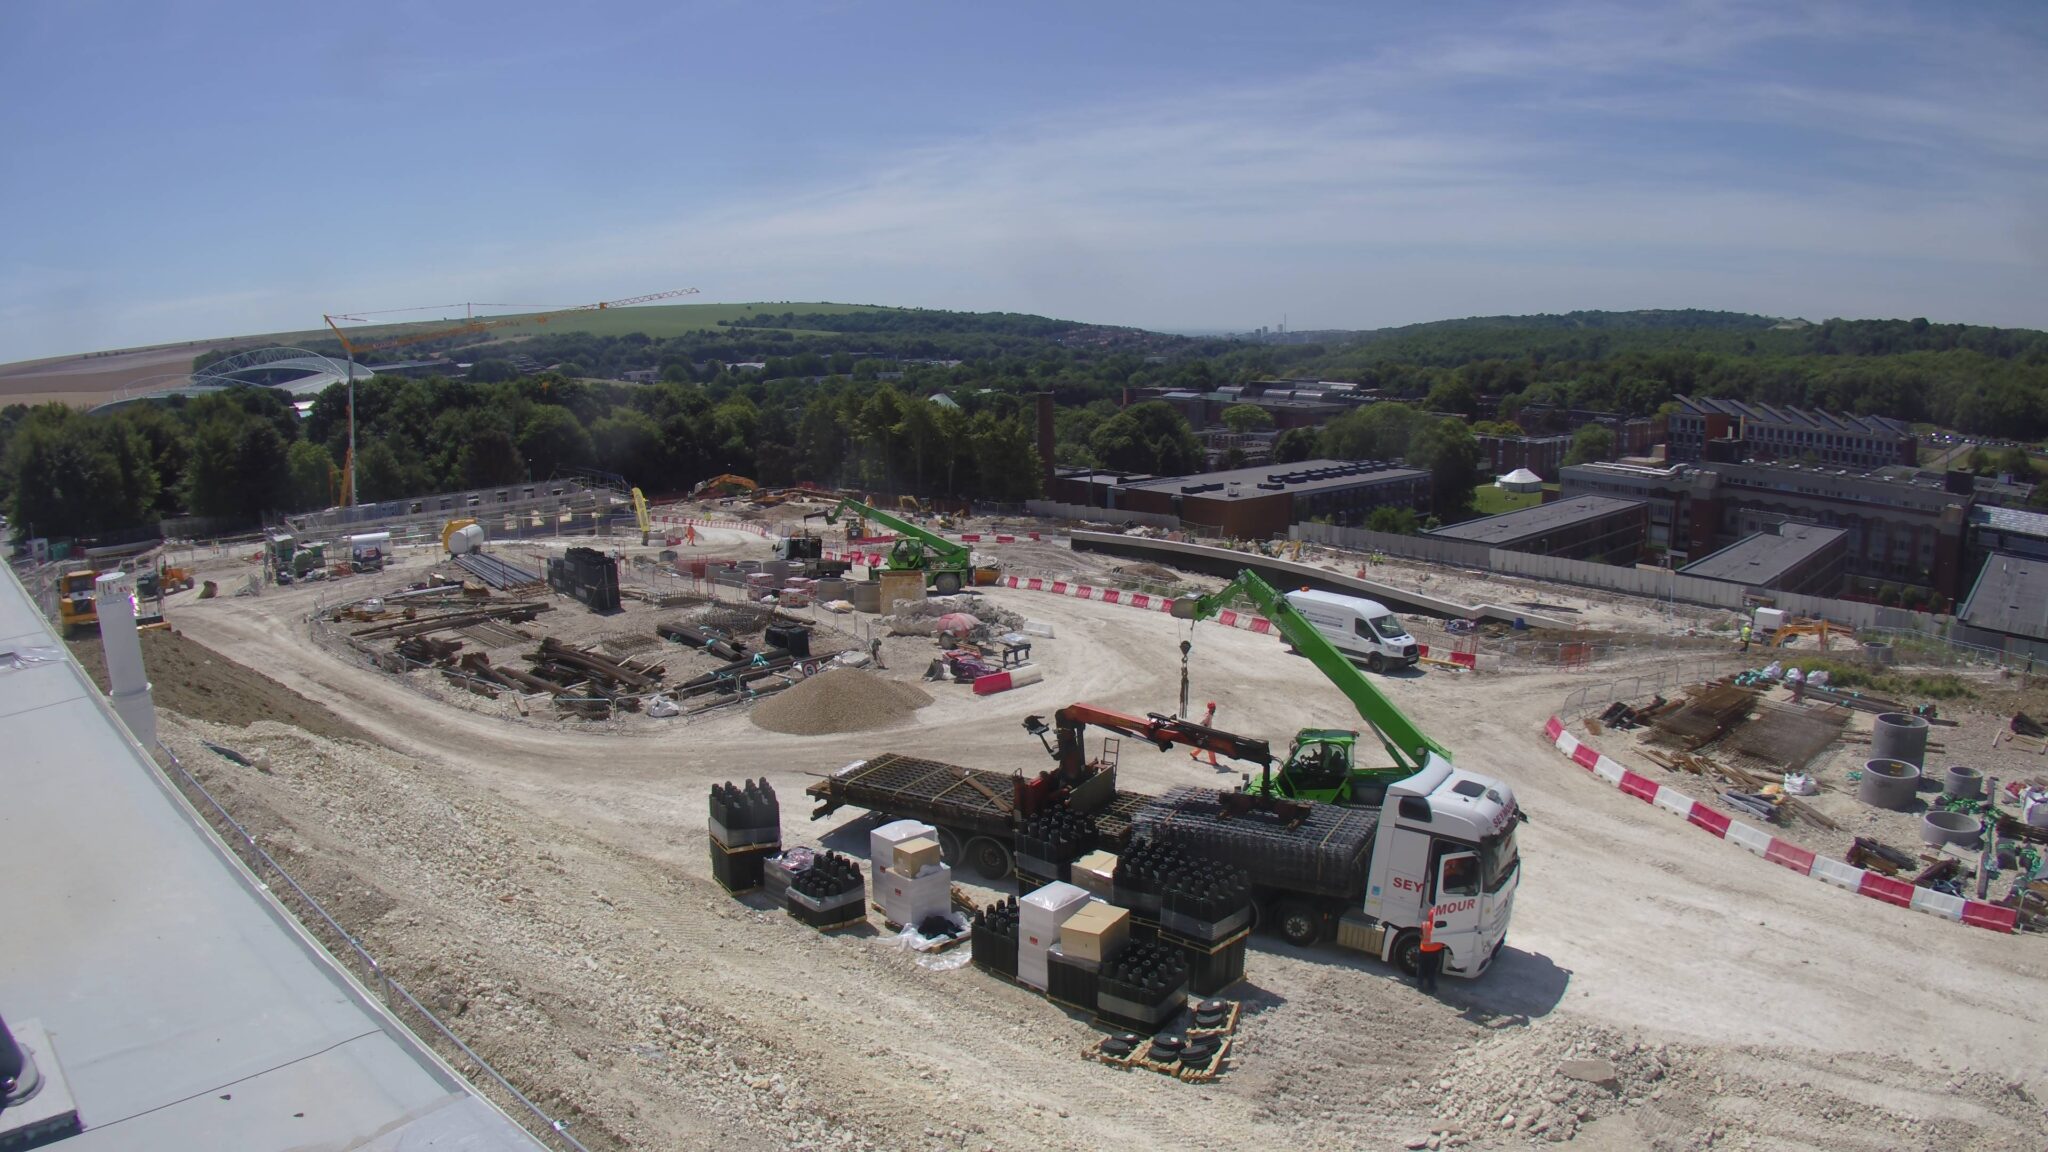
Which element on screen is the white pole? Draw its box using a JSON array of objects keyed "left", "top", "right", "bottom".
[
  {"left": 347, "top": 357, "right": 358, "bottom": 508},
  {"left": 94, "top": 571, "right": 156, "bottom": 746}
]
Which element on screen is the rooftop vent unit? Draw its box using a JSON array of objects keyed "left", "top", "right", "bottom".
[
  {"left": 1256, "top": 482, "right": 1284, "bottom": 491},
  {"left": 1, "top": 1013, "right": 81, "bottom": 1146}
]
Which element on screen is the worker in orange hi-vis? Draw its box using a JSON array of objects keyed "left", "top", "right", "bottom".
[
  {"left": 1189, "top": 702, "right": 1222, "bottom": 770},
  {"left": 1416, "top": 905, "right": 1447, "bottom": 994}
]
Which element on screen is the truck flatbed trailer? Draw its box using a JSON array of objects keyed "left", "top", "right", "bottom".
[
  {"left": 806, "top": 752, "right": 1151, "bottom": 881},
  {"left": 1133, "top": 785, "right": 1379, "bottom": 901}
]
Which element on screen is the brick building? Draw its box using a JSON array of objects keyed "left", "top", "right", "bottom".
[
  {"left": 1665, "top": 395, "right": 1916, "bottom": 470},
  {"left": 1475, "top": 433, "right": 1571, "bottom": 481},
  {"left": 1560, "top": 460, "right": 1973, "bottom": 598},
  {"left": 1053, "top": 459, "right": 1430, "bottom": 539}
]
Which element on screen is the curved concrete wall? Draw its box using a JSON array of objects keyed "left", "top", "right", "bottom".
[{"left": 1069, "top": 531, "right": 1578, "bottom": 628}]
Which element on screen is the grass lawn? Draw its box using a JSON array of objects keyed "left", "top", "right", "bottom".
[
  {"left": 276, "top": 301, "right": 895, "bottom": 347},
  {"left": 1471, "top": 482, "right": 1546, "bottom": 515}
]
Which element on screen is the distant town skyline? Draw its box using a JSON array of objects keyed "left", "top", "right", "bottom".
[{"left": 2, "top": 0, "right": 2044, "bottom": 362}]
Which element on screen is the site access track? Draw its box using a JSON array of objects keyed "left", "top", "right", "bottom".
[{"left": 158, "top": 558, "right": 2048, "bottom": 1151}]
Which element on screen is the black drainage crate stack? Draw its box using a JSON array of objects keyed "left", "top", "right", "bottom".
[
  {"left": 788, "top": 851, "right": 865, "bottom": 930},
  {"left": 1015, "top": 803, "right": 1095, "bottom": 888},
  {"left": 1112, "top": 837, "right": 1199, "bottom": 920},
  {"left": 1094, "top": 940, "right": 1189, "bottom": 1035},
  {"left": 763, "top": 622, "right": 811, "bottom": 658},
  {"left": 971, "top": 897, "right": 1021, "bottom": 979},
  {"left": 1171, "top": 929, "right": 1249, "bottom": 996},
  {"left": 547, "top": 546, "right": 622, "bottom": 613},
  {"left": 709, "top": 779, "right": 781, "bottom": 895},
  {"left": 1046, "top": 946, "right": 1101, "bottom": 1014},
  {"left": 1158, "top": 859, "right": 1253, "bottom": 995}
]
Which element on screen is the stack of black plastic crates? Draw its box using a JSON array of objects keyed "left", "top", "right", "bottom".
[
  {"left": 1158, "top": 859, "right": 1252, "bottom": 995},
  {"left": 708, "top": 779, "right": 780, "bottom": 894},
  {"left": 1094, "top": 940, "right": 1189, "bottom": 1034},
  {"left": 1116, "top": 836, "right": 1251, "bottom": 995},
  {"left": 970, "top": 897, "right": 1021, "bottom": 979},
  {"left": 1014, "top": 802, "right": 1095, "bottom": 892},
  {"left": 787, "top": 851, "right": 865, "bottom": 930}
]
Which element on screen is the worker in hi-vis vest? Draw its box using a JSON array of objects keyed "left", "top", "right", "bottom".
[{"left": 1417, "top": 904, "right": 1448, "bottom": 993}]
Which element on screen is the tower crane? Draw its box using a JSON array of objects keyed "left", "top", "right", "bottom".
[{"left": 320, "top": 288, "right": 698, "bottom": 505}]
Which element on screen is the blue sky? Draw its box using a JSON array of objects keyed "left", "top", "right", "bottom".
[{"left": 2, "top": 0, "right": 2044, "bottom": 361}]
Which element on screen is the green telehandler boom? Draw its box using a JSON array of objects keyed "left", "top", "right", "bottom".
[
  {"left": 808, "top": 498, "right": 986, "bottom": 594},
  {"left": 1172, "top": 569, "right": 1452, "bottom": 806}
]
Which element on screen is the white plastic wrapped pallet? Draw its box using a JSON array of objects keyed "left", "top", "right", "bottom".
[
  {"left": 1017, "top": 882, "right": 1092, "bottom": 991},
  {"left": 880, "top": 863, "right": 952, "bottom": 927},
  {"left": 869, "top": 819, "right": 937, "bottom": 869}
]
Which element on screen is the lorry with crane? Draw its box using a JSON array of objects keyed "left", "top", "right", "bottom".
[
  {"left": 806, "top": 498, "right": 996, "bottom": 594},
  {"left": 808, "top": 693, "right": 1520, "bottom": 979}
]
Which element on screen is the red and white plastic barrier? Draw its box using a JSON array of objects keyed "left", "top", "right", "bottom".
[
  {"left": 971, "top": 664, "right": 1044, "bottom": 695},
  {"left": 1542, "top": 716, "right": 2018, "bottom": 934}
]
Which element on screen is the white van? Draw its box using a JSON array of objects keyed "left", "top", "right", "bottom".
[{"left": 1283, "top": 589, "right": 1420, "bottom": 672}]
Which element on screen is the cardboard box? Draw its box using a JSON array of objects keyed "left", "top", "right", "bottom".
[
  {"left": 1058, "top": 901, "right": 1130, "bottom": 963},
  {"left": 893, "top": 837, "right": 942, "bottom": 877},
  {"left": 870, "top": 819, "right": 936, "bottom": 869},
  {"left": 1070, "top": 850, "right": 1117, "bottom": 900}
]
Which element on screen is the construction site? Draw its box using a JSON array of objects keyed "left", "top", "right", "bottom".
[{"left": 22, "top": 484, "right": 2048, "bottom": 1152}]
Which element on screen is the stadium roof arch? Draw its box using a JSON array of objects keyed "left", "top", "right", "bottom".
[{"left": 90, "top": 347, "right": 371, "bottom": 413}]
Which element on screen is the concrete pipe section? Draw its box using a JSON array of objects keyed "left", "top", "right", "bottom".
[
  {"left": 1871, "top": 713, "right": 1929, "bottom": 769},
  {"left": 1858, "top": 758, "right": 1921, "bottom": 810},
  {"left": 1861, "top": 642, "right": 1895, "bottom": 666},
  {"left": 1943, "top": 766, "right": 1984, "bottom": 800},
  {"left": 1921, "top": 809, "right": 1983, "bottom": 849}
]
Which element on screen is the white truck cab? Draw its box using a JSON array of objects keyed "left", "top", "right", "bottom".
[
  {"left": 1284, "top": 589, "right": 1420, "bottom": 673},
  {"left": 1354, "top": 753, "right": 1520, "bottom": 979}
]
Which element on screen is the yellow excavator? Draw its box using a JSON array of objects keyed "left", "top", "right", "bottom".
[{"left": 58, "top": 568, "right": 100, "bottom": 634}]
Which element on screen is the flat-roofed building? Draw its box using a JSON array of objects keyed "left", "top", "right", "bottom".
[
  {"left": 1427, "top": 494, "right": 1648, "bottom": 564},
  {"left": 1677, "top": 522, "right": 1848, "bottom": 595},
  {"left": 1955, "top": 552, "right": 2048, "bottom": 660},
  {"left": 1056, "top": 459, "right": 1430, "bottom": 538}
]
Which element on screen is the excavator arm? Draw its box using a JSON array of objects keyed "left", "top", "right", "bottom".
[
  {"left": 1172, "top": 570, "right": 1449, "bottom": 773},
  {"left": 1023, "top": 703, "right": 1273, "bottom": 776}
]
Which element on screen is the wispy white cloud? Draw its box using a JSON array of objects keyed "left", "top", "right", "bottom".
[{"left": 5, "top": 0, "right": 2044, "bottom": 359}]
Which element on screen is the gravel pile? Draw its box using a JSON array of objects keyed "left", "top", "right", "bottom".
[{"left": 751, "top": 669, "right": 932, "bottom": 735}]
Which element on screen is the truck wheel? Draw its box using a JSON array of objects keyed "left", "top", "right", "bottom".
[
  {"left": 935, "top": 827, "right": 964, "bottom": 866},
  {"left": 1390, "top": 929, "right": 1423, "bottom": 977},
  {"left": 964, "top": 836, "right": 1012, "bottom": 881},
  {"left": 934, "top": 573, "right": 962, "bottom": 595},
  {"left": 1367, "top": 652, "right": 1386, "bottom": 674},
  {"left": 1275, "top": 900, "right": 1321, "bottom": 948}
]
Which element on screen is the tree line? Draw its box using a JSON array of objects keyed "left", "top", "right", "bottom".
[
  {"left": 0, "top": 370, "right": 1051, "bottom": 540},
  {"left": 6, "top": 306, "right": 2045, "bottom": 542}
]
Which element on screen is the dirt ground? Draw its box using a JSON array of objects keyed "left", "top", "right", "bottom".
[
  {"left": 125, "top": 530, "right": 2048, "bottom": 1151},
  {"left": 69, "top": 626, "right": 373, "bottom": 743}
]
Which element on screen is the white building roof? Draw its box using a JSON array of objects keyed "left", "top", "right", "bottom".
[{"left": 0, "top": 564, "right": 546, "bottom": 1150}]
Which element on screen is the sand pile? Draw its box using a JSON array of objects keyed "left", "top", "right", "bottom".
[{"left": 752, "top": 668, "right": 933, "bottom": 735}]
